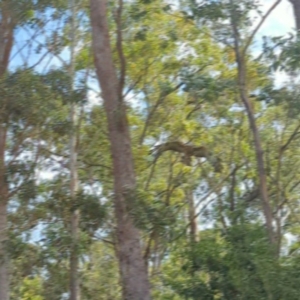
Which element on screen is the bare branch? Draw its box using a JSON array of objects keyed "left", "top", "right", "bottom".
[
  {"left": 243, "top": 0, "right": 282, "bottom": 55},
  {"left": 281, "top": 123, "right": 300, "bottom": 152}
]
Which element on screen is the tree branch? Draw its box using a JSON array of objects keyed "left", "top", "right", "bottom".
[
  {"left": 280, "top": 123, "right": 300, "bottom": 153},
  {"left": 243, "top": 0, "right": 282, "bottom": 55}
]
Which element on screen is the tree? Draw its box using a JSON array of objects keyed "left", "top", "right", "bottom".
[
  {"left": 4, "top": 0, "right": 300, "bottom": 299},
  {"left": 68, "top": 0, "right": 80, "bottom": 298},
  {"left": 0, "top": 2, "right": 16, "bottom": 297},
  {"left": 289, "top": 0, "right": 300, "bottom": 30},
  {"left": 89, "top": 0, "right": 151, "bottom": 299},
  {"left": 0, "top": 68, "right": 70, "bottom": 299},
  {"left": 229, "top": 0, "right": 282, "bottom": 245}
]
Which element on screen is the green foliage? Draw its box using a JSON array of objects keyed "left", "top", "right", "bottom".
[
  {"left": 124, "top": 187, "right": 178, "bottom": 233},
  {"left": 20, "top": 277, "right": 43, "bottom": 300},
  {"left": 262, "top": 34, "right": 300, "bottom": 72},
  {"left": 162, "top": 226, "right": 300, "bottom": 299},
  {"left": 81, "top": 243, "right": 121, "bottom": 300},
  {"left": 4, "top": 0, "right": 300, "bottom": 299}
]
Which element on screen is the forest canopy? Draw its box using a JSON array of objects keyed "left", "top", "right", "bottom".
[{"left": 0, "top": 0, "right": 300, "bottom": 299}]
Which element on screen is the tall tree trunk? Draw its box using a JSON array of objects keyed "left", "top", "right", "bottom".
[
  {"left": 69, "top": 117, "right": 80, "bottom": 300},
  {"left": 289, "top": 0, "right": 300, "bottom": 31},
  {"left": 0, "top": 125, "right": 8, "bottom": 300},
  {"left": 186, "top": 189, "right": 198, "bottom": 243},
  {"left": 69, "top": 95, "right": 80, "bottom": 300},
  {"left": 237, "top": 60, "right": 274, "bottom": 244},
  {"left": 182, "top": 155, "right": 199, "bottom": 244},
  {"left": 0, "top": 201, "right": 8, "bottom": 300},
  {"left": 230, "top": 6, "right": 275, "bottom": 244},
  {"left": 89, "top": 1, "right": 151, "bottom": 299},
  {"left": 0, "top": 3, "right": 13, "bottom": 78},
  {"left": 0, "top": 4, "right": 13, "bottom": 298},
  {"left": 68, "top": 0, "right": 80, "bottom": 299}
]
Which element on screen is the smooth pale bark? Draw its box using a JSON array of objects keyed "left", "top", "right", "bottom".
[
  {"left": 289, "top": 0, "right": 300, "bottom": 31},
  {"left": 68, "top": 0, "right": 80, "bottom": 299},
  {"left": 0, "top": 202, "right": 8, "bottom": 300},
  {"left": 182, "top": 155, "right": 199, "bottom": 244},
  {"left": 69, "top": 140, "right": 80, "bottom": 300},
  {"left": 69, "top": 101, "right": 80, "bottom": 300},
  {"left": 0, "top": 126, "right": 8, "bottom": 300},
  {"left": 69, "top": 91, "right": 80, "bottom": 299},
  {"left": 89, "top": 1, "right": 151, "bottom": 299}
]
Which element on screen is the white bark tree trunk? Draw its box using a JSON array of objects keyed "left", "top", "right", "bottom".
[
  {"left": 68, "top": 0, "right": 80, "bottom": 299},
  {"left": 0, "top": 125, "right": 9, "bottom": 300}
]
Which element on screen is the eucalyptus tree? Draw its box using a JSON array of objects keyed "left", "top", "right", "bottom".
[
  {"left": 0, "top": 68, "right": 70, "bottom": 299},
  {"left": 89, "top": 0, "right": 151, "bottom": 299},
  {"left": 179, "top": 0, "right": 286, "bottom": 245},
  {"left": 0, "top": 3, "right": 47, "bottom": 298},
  {"left": 5, "top": 0, "right": 300, "bottom": 299},
  {"left": 68, "top": 0, "right": 80, "bottom": 298}
]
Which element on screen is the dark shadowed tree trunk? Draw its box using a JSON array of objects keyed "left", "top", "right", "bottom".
[
  {"left": 0, "top": 3, "right": 14, "bottom": 299},
  {"left": 89, "top": 1, "right": 151, "bottom": 299},
  {"left": 289, "top": 0, "right": 300, "bottom": 30}
]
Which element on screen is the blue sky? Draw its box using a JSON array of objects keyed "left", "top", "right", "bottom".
[
  {"left": 258, "top": 0, "right": 294, "bottom": 37},
  {"left": 253, "top": 0, "right": 295, "bottom": 86}
]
